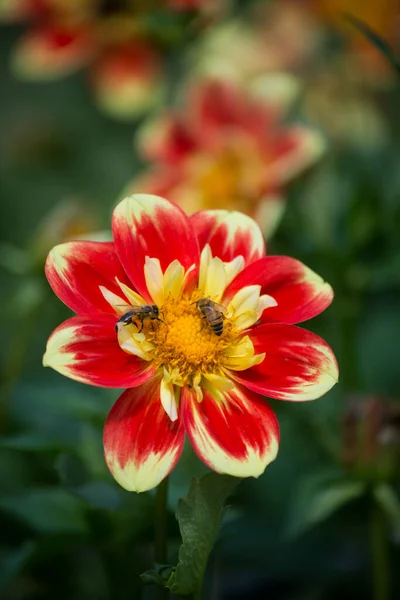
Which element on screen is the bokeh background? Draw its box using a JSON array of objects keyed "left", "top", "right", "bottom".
[{"left": 1, "top": 1, "right": 400, "bottom": 599}]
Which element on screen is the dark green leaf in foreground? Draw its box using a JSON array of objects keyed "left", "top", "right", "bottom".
[
  {"left": 167, "top": 472, "right": 239, "bottom": 596},
  {"left": 344, "top": 13, "right": 400, "bottom": 76}
]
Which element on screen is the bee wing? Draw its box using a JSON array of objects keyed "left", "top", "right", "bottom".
[
  {"left": 112, "top": 302, "right": 133, "bottom": 317},
  {"left": 116, "top": 303, "right": 142, "bottom": 311},
  {"left": 212, "top": 301, "right": 228, "bottom": 314},
  {"left": 128, "top": 305, "right": 146, "bottom": 315}
]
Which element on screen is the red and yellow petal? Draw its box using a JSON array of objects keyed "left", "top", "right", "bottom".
[
  {"left": 253, "top": 193, "right": 286, "bottom": 240},
  {"left": 182, "top": 384, "right": 279, "bottom": 478},
  {"left": 262, "top": 126, "right": 325, "bottom": 188},
  {"left": 45, "top": 241, "right": 132, "bottom": 316},
  {"left": 189, "top": 79, "right": 253, "bottom": 144},
  {"left": 232, "top": 323, "right": 338, "bottom": 401},
  {"left": 92, "top": 42, "right": 164, "bottom": 120},
  {"left": 190, "top": 209, "right": 265, "bottom": 267},
  {"left": 112, "top": 194, "right": 200, "bottom": 301},
  {"left": 11, "top": 25, "right": 96, "bottom": 80},
  {"left": 103, "top": 380, "right": 185, "bottom": 492},
  {"left": 138, "top": 115, "right": 198, "bottom": 164},
  {"left": 224, "top": 256, "right": 333, "bottom": 324},
  {"left": 43, "top": 315, "right": 155, "bottom": 388}
]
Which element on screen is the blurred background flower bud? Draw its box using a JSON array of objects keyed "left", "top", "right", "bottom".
[
  {"left": 91, "top": 39, "right": 164, "bottom": 120},
  {"left": 31, "top": 199, "right": 105, "bottom": 266},
  {"left": 341, "top": 396, "right": 400, "bottom": 481},
  {"left": 2, "top": 0, "right": 170, "bottom": 119}
]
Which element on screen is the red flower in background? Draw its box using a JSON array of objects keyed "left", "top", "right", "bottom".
[
  {"left": 0, "top": 0, "right": 174, "bottom": 119},
  {"left": 43, "top": 194, "right": 338, "bottom": 492},
  {"left": 131, "top": 78, "right": 325, "bottom": 237}
]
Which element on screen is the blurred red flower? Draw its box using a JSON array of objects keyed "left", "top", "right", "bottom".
[
  {"left": 131, "top": 78, "right": 325, "bottom": 237},
  {"left": 1, "top": 0, "right": 171, "bottom": 119}
]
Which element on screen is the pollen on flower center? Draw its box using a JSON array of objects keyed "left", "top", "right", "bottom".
[
  {"left": 115, "top": 255, "right": 266, "bottom": 391},
  {"left": 163, "top": 313, "right": 216, "bottom": 360},
  {"left": 148, "top": 293, "right": 232, "bottom": 379}
]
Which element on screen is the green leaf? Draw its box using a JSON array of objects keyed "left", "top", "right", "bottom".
[
  {"left": 374, "top": 484, "right": 400, "bottom": 541},
  {"left": 167, "top": 472, "right": 239, "bottom": 596},
  {"left": 0, "top": 433, "right": 68, "bottom": 452},
  {"left": 286, "top": 472, "right": 366, "bottom": 539},
  {"left": 344, "top": 13, "right": 400, "bottom": 76},
  {"left": 72, "top": 481, "right": 123, "bottom": 511},
  {"left": 12, "top": 383, "right": 109, "bottom": 424},
  {"left": 0, "top": 488, "right": 88, "bottom": 534},
  {"left": 56, "top": 453, "right": 89, "bottom": 487},
  {"left": 141, "top": 564, "right": 173, "bottom": 587},
  {"left": 0, "top": 243, "right": 31, "bottom": 275},
  {"left": 3, "top": 277, "right": 45, "bottom": 317}
]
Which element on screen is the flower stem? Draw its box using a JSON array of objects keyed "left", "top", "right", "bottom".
[
  {"left": 370, "top": 497, "right": 390, "bottom": 600},
  {"left": 155, "top": 476, "right": 169, "bottom": 600},
  {"left": 155, "top": 476, "right": 169, "bottom": 564}
]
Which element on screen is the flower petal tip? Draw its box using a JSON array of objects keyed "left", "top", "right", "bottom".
[
  {"left": 42, "top": 352, "right": 50, "bottom": 368},
  {"left": 104, "top": 384, "right": 184, "bottom": 492},
  {"left": 183, "top": 385, "right": 280, "bottom": 479}
]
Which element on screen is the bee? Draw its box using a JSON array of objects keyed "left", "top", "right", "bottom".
[
  {"left": 195, "top": 298, "right": 227, "bottom": 336},
  {"left": 115, "top": 305, "right": 162, "bottom": 333}
]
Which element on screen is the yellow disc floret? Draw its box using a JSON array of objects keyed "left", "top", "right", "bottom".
[
  {"left": 148, "top": 292, "right": 234, "bottom": 381},
  {"left": 115, "top": 283, "right": 265, "bottom": 397},
  {"left": 111, "top": 250, "right": 269, "bottom": 411}
]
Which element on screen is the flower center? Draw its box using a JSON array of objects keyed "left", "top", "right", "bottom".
[
  {"left": 199, "top": 152, "right": 244, "bottom": 200},
  {"left": 147, "top": 292, "right": 234, "bottom": 382},
  {"left": 114, "top": 254, "right": 266, "bottom": 397},
  {"left": 192, "top": 140, "right": 264, "bottom": 212}
]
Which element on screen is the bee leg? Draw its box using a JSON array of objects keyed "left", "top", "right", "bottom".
[
  {"left": 150, "top": 317, "right": 159, "bottom": 331},
  {"left": 197, "top": 317, "right": 207, "bottom": 334},
  {"left": 138, "top": 318, "right": 145, "bottom": 333}
]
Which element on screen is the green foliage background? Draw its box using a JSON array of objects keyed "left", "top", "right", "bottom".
[{"left": 1, "top": 4, "right": 400, "bottom": 599}]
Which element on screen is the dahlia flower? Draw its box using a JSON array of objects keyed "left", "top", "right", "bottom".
[
  {"left": 1, "top": 0, "right": 164, "bottom": 119},
  {"left": 131, "top": 79, "right": 325, "bottom": 237},
  {"left": 43, "top": 194, "right": 338, "bottom": 492}
]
